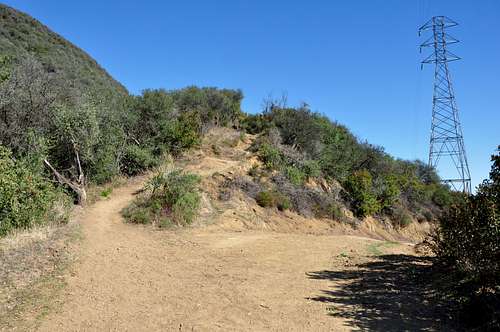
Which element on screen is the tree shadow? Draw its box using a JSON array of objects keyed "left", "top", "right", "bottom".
[{"left": 307, "top": 254, "right": 458, "bottom": 331}]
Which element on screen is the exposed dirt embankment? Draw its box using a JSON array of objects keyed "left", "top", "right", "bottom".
[{"left": 180, "top": 127, "right": 433, "bottom": 244}]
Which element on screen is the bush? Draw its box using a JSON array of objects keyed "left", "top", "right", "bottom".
[
  {"left": 0, "top": 147, "right": 69, "bottom": 236},
  {"left": 241, "top": 113, "right": 271, "bottom": 134},
  {"left": 313, "top": 201, "right": 345, "bottom": 221},
  {"left": 302, "top": 160, "right": 322, "bottom": 179},
  {"left": 430, "top": 147, "right": 500, "bottom": 330},
  {"left": 120, "top": 145, "right": 158, "bottom": 176},
  {"left": 344, "top": 170, "right": 381, "bottom": 218},
  {"left": 122, "top": 167, "right": 201, "bottom": 226},
  {"left": 163, "top": 111, "right": 202, "bottom": 156},
  {"left": 275, "top": 193, "right": 291, "bottom": 211},
  {"left": 285, "top": 166, "right": 306, "bottom": 186},
  {"left": 257, "top": 143, "right": 283, "bottom": 170},
  {"left": 256, "top": 191, "right": 274, "bottom": 208},
  {"left": 255, "top": 190, "right": 291, "bottom": 211}
]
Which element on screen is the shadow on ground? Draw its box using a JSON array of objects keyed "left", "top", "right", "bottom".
[{"left": 307, "top": 254, "right": 457, "bottom": 331}]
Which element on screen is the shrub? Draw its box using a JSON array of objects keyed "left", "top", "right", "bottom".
[
  {"left": 122, "top": 168, "right": 201, "bottom": 226},
  {"left": 0, "top": 147, "right": 69, "bottom": 236},
  {"left": 302, "top": 159, "right": 322, "bottom": 179},
  {"left": 241, "top": 113, "right": 272, "bottom": 134},
  {"left": 285, "top": 166, "right": 306, "bottom": 186},
  {"left": 100, "top": 187, "right": 113, "bottom": 198},
  {"left": 120, "top": 145, "right": 158, "bottom": 176},
  {"left": 313, "top": 201, "right": 344, "bottom": 221},
  {"left": 430, "top": 147, "right": 500, "bottom": 330},
  {"left": 256, "top": 191, "right": 274, "bottom": 208},
  {"left": 163, "top": 111, "right": 202, "bottom": 156},
  {"left": 257, "top": 143, "right": 283, "bottom": 170},
  {"left": 275, "top": 193, "right": 291, "bottom": 211},
  {"left": 255, "top": 190, "right": 291, "bottom": 211},
  {"left": 344, "top": 170, "right": 381, "bottom": 217}
]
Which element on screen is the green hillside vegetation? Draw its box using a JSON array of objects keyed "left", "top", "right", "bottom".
[
  {"left": 242, "top": 103, "right": 453, "bottom": 222},
  {"left": 0, "top": 4, "right": 127, "bottom": 99}
]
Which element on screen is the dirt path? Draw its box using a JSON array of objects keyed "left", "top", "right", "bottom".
[{"left": 36, "top": 178, "right": 453, "bottom": 331}]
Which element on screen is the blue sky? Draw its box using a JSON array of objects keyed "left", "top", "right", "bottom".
[{"left": 3, "top": 0, "right": 499, "bottom": 188}]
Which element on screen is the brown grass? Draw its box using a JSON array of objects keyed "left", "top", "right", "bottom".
[{"left": 0, "top": 220, "right": 81, "bottom": 330}]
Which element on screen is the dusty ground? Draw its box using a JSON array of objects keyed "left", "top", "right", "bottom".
[{"left": 29, "top": 177, "right": 453, "bottom": 331}]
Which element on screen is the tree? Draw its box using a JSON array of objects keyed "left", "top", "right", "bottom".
[
  {"left": 0, "top": 56, "right": 63, "bottom": 154},
  {"left": 45, "top": 102, "right": 100, "bottom": 205}
]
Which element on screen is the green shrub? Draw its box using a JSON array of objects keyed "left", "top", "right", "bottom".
[
  {"left": 422, "top": 210, "right": 433, "bottom": 222},
  {"left": 241, "top": 113, "right": 271, "bottom": 134},
  {"left": 344, "top": 170, "right": 381, "bottom": 218},
  {"left": 120, "top": 145, "right": 158, "bottom": 176},
  {"left": 163, "top": 111, "right": 201, "bottom": 156},
  {"left": 430, "top": 147, "right": 500, "bottom": 330},
  {"left": 302, "top": 160, "right": 322, "bottom": 179},
  {"left": 256, "top": 190, "right": 291, "bottom": 211},
  {"left": 285, "top": 166, "right": 306, "bottom": 186},
  {"left": 257, "top": 143, "right": 283, "bottom": 170},
  {"left": 0, "top": 147, "right": 69, "bottom": 236},
  {"left": 122, "top": 168, "right": 201, "bottom": 226},
  {"left": 275, "top": 193, "right": 291, "bottom": 211},
  {"left": 122, "top": 202, "right": 151, "bottom": 224},
  {"left": 256, "top": 191, "right": 274, "bottom": 208},
  {"left": 100, "top": 187, "right": 113, "bottom": 198}
]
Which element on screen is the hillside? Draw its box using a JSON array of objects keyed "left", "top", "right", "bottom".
[{"left": 0, "top": 4, "right": 127, "bottom": 97}]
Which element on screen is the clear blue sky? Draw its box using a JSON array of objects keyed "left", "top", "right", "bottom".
[{"left": 3, "top": 0, "right": 499, "bottom": 189}]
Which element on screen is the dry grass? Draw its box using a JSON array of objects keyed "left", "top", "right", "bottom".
[{"left": 0, "top": 220, "right": 81, "bottom": 330}]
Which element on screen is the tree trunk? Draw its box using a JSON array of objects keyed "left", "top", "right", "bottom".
[{"left": 43, "top": 159, "right": 87, "bottom": 205}]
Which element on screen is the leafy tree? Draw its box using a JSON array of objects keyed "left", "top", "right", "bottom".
[{"left": 45, "top": 102, "right": 100, "bottom": 204}]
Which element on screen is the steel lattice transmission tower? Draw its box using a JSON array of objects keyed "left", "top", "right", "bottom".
[{"left": 419, "top": 16, "right": 471, "bottom": 194}]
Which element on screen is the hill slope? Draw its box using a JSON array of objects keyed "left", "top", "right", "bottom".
[{"left": 0, "top": 4, "right": 127, "bottom": 97}]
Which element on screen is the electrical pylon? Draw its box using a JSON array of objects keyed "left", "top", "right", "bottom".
[{"left": 419, "top": 16, "right": 471, "bottom": 194}]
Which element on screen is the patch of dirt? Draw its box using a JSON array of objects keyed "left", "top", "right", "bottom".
[{"left": 31, "top": 177, "right": 454, "bottom": 331}]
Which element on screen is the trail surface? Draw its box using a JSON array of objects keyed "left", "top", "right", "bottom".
[{"left": 36, "top": 178, "right": 452, "bottom": 331}]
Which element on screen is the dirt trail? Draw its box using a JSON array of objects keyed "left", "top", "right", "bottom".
[{"left": 34, "top": 175, "right": 452, "bottom": 331}]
